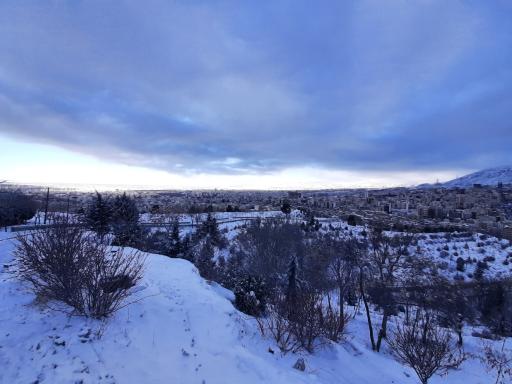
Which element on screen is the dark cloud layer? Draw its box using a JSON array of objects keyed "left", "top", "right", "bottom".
[{"left": 0, "top": 1, "right": 511, "bottom": 174}]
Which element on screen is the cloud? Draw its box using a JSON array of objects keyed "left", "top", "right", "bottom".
[{"left": 0, "top": 0, "right": 510, "bottom": 176}]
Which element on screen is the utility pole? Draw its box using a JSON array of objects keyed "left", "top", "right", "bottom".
[
  {"left": 66, "top": 193, "right": 71, "bottom": 221},
  {"left": 43, "top": 187, "right": 50, "bottom": 225}
]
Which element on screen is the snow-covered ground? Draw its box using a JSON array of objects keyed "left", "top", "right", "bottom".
[
  {"left": 0, "top": 230, "right": 504, "bottom": 384},
  {"left": 415, "top": 232, "right": 512, "bottom": 280},
  {"left": 140, "top": 209, "right": 303, "bottom": 224}
]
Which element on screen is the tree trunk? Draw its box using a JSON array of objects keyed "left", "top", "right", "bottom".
[
  {"left": 339, "top": 285, "right": 345, "bottom": 330},
  {"left": 376, "top": 311, "right": 389, "bottom": 352},
  {"left": 457, "top": 329, "right": 463, "bottom": 347},
  {"left": 43, "top": 188, "right": 50, "bottom": 225},
  {"left": 359, "top": 271, "right": 376, "bottom": 350}
]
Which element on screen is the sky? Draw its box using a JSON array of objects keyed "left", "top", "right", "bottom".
[{"left": 0, "top": 1, "right": 511, "bottom": 190}]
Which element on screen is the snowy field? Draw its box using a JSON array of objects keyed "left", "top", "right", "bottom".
[{"left": 0, "top": 228, "right": 505, "bottom": 384}]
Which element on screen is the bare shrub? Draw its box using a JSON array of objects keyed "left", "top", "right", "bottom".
[
  {"left": 288, "top": 291, "right": 325, "bottom": 353},
  {"left": 256, "top": 299, "right": 299, "bottom": 353},
  {"left": 257, "top": 290, "right": 348, "bottom": 354},
  {"left": 387, "top": 310, "right": 463, "bottom": 384},
  {"left": 15, "top": 223, "right": 144, "bottom": 318},
  {"left": 322, "top": 293, "right": 351, "bottom": 343},
  {"left": 480, "top": 340, "right": 512, "bottom": 384}
]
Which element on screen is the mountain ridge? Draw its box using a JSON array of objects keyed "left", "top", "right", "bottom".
[{"left": 418, "top": 166, "right": 512, "bottom": 188}]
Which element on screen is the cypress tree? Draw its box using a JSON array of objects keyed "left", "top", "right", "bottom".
[{"left": 286, "top": 255, "right": 299, "bottom": 305}]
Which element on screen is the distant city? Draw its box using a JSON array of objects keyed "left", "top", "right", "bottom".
[{"left": 3, "top": 166, "right": 512, "bottom": 241}]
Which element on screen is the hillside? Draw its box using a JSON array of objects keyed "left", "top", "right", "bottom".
[
  {"left": 0, "top": 228, "right": 502, "bottom": 384},
  {"left": 443, "top": 166, "right": 512, "bottom": 188}
]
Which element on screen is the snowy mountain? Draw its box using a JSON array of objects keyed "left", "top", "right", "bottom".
[
  {"left": 443, "top": 166, "right": 512, "bottom": 188},
  {"left": 418, "top": 166, "right": 512, "bottom": 188}
]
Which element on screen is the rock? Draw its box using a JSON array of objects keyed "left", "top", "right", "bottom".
[
  {"left": 78, "top": 328, "right": 92, "bottom": 343},
  {"left": 293, "top": 358, "right": 305, "bottom": 371}
]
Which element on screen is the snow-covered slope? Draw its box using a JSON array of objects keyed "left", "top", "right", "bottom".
[
  {"left": 0, "top": 231, "right": 501, "bottom": 384},
  {"left": 442, "top": 166, "right": 512, "bottom": 188},
  {"left": 0, "top": 236, "right": 309, "bottom": 384},
  {"left": 415, "top": 232, "right": 512, "bottom": 281}
]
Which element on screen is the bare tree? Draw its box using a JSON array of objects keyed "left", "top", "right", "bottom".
[
  {"left": 235, "top": 219, "right": 304, "bottom": 289},
  {"left": 327, "top": 237, "right": 364, "bottom": 329},
  {"left": 387, "top": 310, "right": 463, "bottom": 384},
  {"left": 359, "top": 266, "right": 377, "bottom": 350},
  {"left": 366, "top": 229, "right": 414, "bottom": 351}
]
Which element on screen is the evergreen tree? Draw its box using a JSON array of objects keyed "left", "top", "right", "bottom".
[
  {"left": 304, "top": 214, "right": 321, "bottom": 231},
  {"left": 456, "top": 257, "right": 465, "bottom": 272},
  {"left": 168, "top": 217, "right": 182, "bottom": 257},
  {"left": 181, "top": 233, "right": 193, "bottom": 261},
  {"left": 195, "top": 238, "right": 216, "bottom": 280},
  {"left": 0, "top": 191, "right": 37, "bottom": 227},
  {"left": 233, "top": 275, "right": 268, "bottom": 316},
  {"left": 219, "top": 252, "right": 245, "bottom": 289},
  {"left": 186, "top": 214, "right": 227, "bottom": 279},
  {"left": 481, "top": 282, "right": 510, "bottom": 335},
  {"left": 111, "top": 192, "right": 141, "bottom": 246},
  {"left": 144, "top": 230, "right": 170, "bottom": 255},
  {"left": 217, "top": 255, "right": 227, "bottom": 277},
  {"left": 474, "top": 261, "right": 488, "bottom": 281},
  {"left": 84, "top": 192, "right": 112, "bottom": 239},
  {"left": 286, "top": 255, "right": 299, "bottom": 305},
  {"left": 197, "top": 213, "right": 226, "bottom": 249},
  {"left": 281, "top": 201, "right": 292, "bottom": 215}
]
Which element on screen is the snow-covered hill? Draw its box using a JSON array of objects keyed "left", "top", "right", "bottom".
[
  {"left": 0, "top": 234, "right": 308, "bottom": 384},
  {"left": 415, "top": 231, "right": 512, "bottom": 281},
  {"left": 442, "top": 166, "right": 512, "bottom": 188},
  {"left": 0, "top": 230, "right": 503, "bottom": 384}
]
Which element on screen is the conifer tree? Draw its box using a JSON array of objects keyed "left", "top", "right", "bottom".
[
  {"left": 195, "top": 238, "right": 216, "bottom": 280},
  {"left": 111, "top": 192, "right": 141, "bottom": 246},
  {"left": 169, "top": 217, "right": 182, "bottom": 257},
  {"left": 181, "top": 233, "right": 193, "bottom": 261},
  {"left": 84, "top": 192, "right": 112, "bottom": 239},
  {"left": 281, "top": 201, "right": 292, "bottom": 215},
  {"left": 286, "top": 255, "right": 299, "bottom": 305},
  {"left": 197, "top": 213, "right": 226, "bottom": 249}
]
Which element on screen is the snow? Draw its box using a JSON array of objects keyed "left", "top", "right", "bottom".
[
  {"left": 139, "top": 210, "right": 303, "bottom": 225},
  {"left": 0, "top": 233, "right": 309, "bottom": 383},
  {"left": 441, "top": 166, "right": 512, "bottom": 187},
  {"left": 415, "top": 232, "right": 512, "bottom": 280},
  {"left": 0, "top": 229, "right": 506, "bottom": 384}
]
